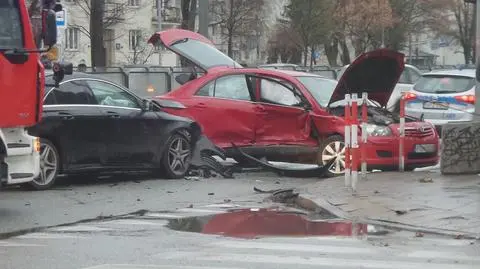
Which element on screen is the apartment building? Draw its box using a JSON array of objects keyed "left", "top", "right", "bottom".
[{"left": 58, "top": 0, "right": 281, "bottom": 67}]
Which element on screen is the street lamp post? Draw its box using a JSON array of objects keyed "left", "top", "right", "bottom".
[{"left": 156, "top": 0, "right": 162, "bottom": 65}]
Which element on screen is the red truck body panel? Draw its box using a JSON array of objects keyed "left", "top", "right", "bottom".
[{"left": 0, "top": 0, "right": 44, "bottom": 128}]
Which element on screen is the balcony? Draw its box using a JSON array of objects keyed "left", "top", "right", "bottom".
[{"left": 152, "top": 7, "right": 181, "bottom": 25}]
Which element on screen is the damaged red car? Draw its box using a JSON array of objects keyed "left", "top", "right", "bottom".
[{"left": 148, "top": 29, "right": 440, "bottom": 176}]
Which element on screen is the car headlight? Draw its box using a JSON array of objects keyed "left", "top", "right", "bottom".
[{"left": 364, "top": 124, "right": 392, "bottom": 137}]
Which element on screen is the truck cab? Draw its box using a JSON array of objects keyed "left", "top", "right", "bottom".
[{"left": 0, "top": 0, "right": 61, "bottom": 188}]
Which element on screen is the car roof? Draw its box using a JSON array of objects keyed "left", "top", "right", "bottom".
[
  {"left": 45, "top": 72, "right": 120, "bottom": 85},
  {"left": 272, "top": 69, "right": 334, "bottom": 79},
  {"left": 259, "top": 63, "right": 299, "bottom": 67},
  {"left": 422, "top": 69, "right": 476, "bottom": 78}
]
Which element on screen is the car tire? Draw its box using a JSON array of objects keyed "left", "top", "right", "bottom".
[
  {"left": 317, "top": 135, "right": 346, "bottom": 177},
  {"left": 28, "top": 138, "right": 60, "bottom": 190},
  {"left": 160, "top": 132, "right": 192, "bottom": 179}
]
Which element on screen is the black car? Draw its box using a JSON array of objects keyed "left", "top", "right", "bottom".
[{"left": 27, "top": 73, "right": 202, "bottom": 190}]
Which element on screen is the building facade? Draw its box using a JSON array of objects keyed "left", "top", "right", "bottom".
[{"left": 58, "top": 0, "right": 281, "bottom": 67}]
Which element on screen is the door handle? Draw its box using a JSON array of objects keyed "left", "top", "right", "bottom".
[
  {"left": 106, "top": 111, "right": 120, "bottom": 119},
  {"left": 194, "top": 103, "right": 207, "bottom": 108},
  {"left": 57, "top": 112, "right": 75, "bottom": 120}
]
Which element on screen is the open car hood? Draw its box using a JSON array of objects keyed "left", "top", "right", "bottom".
[
  {"left": 329, "top": 49, "right": 405, "bottom": 107},
  {"left": 148, "top": 29, "right": 242, "bottom": 72}
]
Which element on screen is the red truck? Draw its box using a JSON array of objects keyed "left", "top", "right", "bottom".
[{"left": 0, "top": 0, "right": 68, "bottom": 188}]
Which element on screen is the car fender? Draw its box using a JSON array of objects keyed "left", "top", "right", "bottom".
[{"left": 311, "top": 114, "right": 346, "bottom": 141}]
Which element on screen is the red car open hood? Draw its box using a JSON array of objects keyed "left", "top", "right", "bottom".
[
  {"left": 329, "top": 49, "right": 405, "bottom": 107},
  {"left": 148, "top": 29, "right": 242, "bottom": 72}
]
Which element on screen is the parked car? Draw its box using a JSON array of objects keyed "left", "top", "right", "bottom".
[
  {"left": 337, "top": 64, "right": 423, "bottom": 113},
  {"left": 404, "top": 69, "right": 476, "bottom": 135},
  {"left": 148, "top": 29, "right": 439, "bottom": 176},
  {"left": 27, "top": 73, "right": 202, "bottom": 190}
]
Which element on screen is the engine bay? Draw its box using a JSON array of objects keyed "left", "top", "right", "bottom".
[{"left": 328, "top": 105, "right": 417, "bottom": 126}]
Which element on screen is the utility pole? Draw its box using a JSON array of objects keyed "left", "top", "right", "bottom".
[
  {"left": 156, "top": 0, "right": 162, "bottom": 65},
  {"left": 198, "top": 0, "right": 209, "bottom": 38}
]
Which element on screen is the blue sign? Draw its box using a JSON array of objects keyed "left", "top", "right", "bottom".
[{"left": 56, "top": 10, "right": 66, "bottom": 27}]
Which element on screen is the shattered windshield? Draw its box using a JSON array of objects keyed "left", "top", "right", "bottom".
[{"left": 0, "top": 0, "right": 23, "bottom": 49}]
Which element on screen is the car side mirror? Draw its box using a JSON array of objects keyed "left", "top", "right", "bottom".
[
  {"left": 43, "top": 10, "right": 58, "bottom": 47},
  {"left": 303, "top": 103, "right": 312, "bottom": 111},
  {"left": 142, "top": 99, "right": 154, "bottom": 111}
]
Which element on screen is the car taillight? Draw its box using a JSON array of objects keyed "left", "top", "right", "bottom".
[
  {"left": 455, "top": 94, "right": 475, "bottom": 104},
  {"left": 403, "top": 92, "right": 417, "bottom": 101}
]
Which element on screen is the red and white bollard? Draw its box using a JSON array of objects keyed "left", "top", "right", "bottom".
[
  {"left": 350, "top": 94, "right": 359, "bottom": 192},
  {"left": 399, "top": 95, "right": 405, "bottom": 172},
  {"left": 361, "top": 92, "right": 368, "bottom": 179},
  {"left": 344, "top": 94, "right": 351, "bottom": 188}
]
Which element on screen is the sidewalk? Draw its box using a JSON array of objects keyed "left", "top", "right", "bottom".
[{"left": 299, "top": 171, "right": 480, "bottom": 237}]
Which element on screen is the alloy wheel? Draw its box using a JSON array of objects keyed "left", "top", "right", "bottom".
[
  {"left": 167, "top": 136, "right": 191, "bottom": 175},
  {"left": 34, "top": 143, "right": 58, "bottom": 186},
  {"left": 321, "top": 141, "right": 346, "bottom": 174}
]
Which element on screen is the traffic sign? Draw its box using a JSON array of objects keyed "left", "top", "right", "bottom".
[{"left": 56, "top": 9, "right": 66, "bottom": 27}]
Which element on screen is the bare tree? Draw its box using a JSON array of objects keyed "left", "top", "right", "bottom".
[
  {"left": 209, "top": 0, "right": 265, "bottom": 58},
  {"left": 122, "top": 30, "right": 155, "bottom": 65},
  {"left": 427, "top": 0, "right": 476, "bottom": 64},
  {"left": 68, "top": 0, "right": 147, "bottom": 67}
]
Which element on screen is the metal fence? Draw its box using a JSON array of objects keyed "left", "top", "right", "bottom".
[
  {"left": 74, "top": 65, "right": 203, "bottom": 97},
  {"left": 72, "top": 64, "right": 466, "bottom": 96}
]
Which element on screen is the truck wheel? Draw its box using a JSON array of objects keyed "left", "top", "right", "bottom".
[
  {"left": 29, "top": 139, "right": 60, "bottom": 190},
  {"left": 317, "top": 135, "right": 346, "bottom": 177}
]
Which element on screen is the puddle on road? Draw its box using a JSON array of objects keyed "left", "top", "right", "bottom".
[{"left": 166, "top": 208, "right": 369, "bottom": 238}]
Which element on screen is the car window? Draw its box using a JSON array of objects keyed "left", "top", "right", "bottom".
[
  {"left": 414, "top": 75, "right": 476, "bottom": 94},
  {"left": 408, "top": 68, "right": 422, "bottom": 83},
  {"left": 46, "top": 80, "right": 96, "bottom": 105},
  {"left": 398, "top": 70, "right": 409, "bottom": 84},
  {"left": 210, "top": 75, "right": 253, "bottom": 101},
  {"left": 260, "top": 78, "right": 303, "bottom": 107},
  {"left": 196, "top": 81, "right": 215, "bottom": 97},
  {"left": 86, "top": 80, "right": 140, "bottom": 108}
]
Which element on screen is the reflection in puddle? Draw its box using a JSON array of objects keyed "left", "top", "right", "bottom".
[{"left": 167, "top": 208, "right": 368, "bottom": 238}]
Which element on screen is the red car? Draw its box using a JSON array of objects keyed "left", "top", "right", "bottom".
[{"left": 148, "top": 29, "right": 439, "bottom": 176}]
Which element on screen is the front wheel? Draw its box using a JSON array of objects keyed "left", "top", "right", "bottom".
[
  {"left": 29, "top": 139, "right": 60, "bottom": 190},
  {"left": 160, "top": 133, "right": 192, "bottom": 179},
  {"left": 318, "top": 135, "right": 346, "bottom": 177}
]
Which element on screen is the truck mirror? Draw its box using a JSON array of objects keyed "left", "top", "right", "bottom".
[{"left": 43, "top": 10, "right": 57, "bottom": 47}]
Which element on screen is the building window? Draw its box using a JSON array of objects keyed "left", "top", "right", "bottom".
[
  {"left": 129, "top": 30, "right": 142, "bottom": 50},
  {"left": 65, "top": 27, "right": 79, "bottom": 50},
  {"left": 128, "top": 0, "right": 140, "bottom": 6}
]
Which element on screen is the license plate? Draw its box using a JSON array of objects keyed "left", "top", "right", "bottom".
[
  {"left": 414, "top": 144, "right": 437, "bottom": 153},
  {"left": 423, "top": 101, "right": 448, "bottom": 110}
]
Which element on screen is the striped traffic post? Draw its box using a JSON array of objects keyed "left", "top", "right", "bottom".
[
  {"left": 360, "top": 92, "right": 368, "bottom": 179},
  {"left": 350, "top": 94, "right": 359, "bottom": 192},
  {"left": 344, "top": 94, "right": 351, "bottom": 188},
  {"left": 399, "top": 94, "right": 406, "bottom": 172}
]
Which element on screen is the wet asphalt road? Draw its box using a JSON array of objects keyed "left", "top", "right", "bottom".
[
  {"left": 1, "top": 212, "right": 479, "bottom": 269},
  {"left": 0, "top": 171, "right": 318, "bottom": 235}
]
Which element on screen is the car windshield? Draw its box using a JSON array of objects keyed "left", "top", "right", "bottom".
[
  {"left": 296, "top": 76, "right": 338, "bottom": 107},
  {"left": 0, "top": 0, "right": 23, "bottom": 49},
  {"left": 414, "top": 75, "right": 476, "bottom": 94},
  {"left": 171, "top": 39, "right": 242, "bottom": 70}
]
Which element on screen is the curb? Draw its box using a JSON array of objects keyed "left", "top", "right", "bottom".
[{"left": 300, "top": 194, "right": 480, "bottom": 240}]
